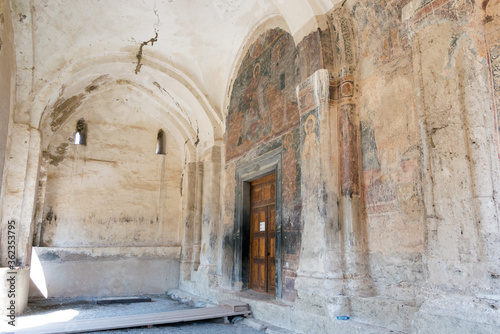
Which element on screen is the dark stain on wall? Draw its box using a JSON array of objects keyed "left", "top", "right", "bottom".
[
  {"left": 361, "top": 120, "right": 380, "bottom": 171},
  {"left": 38, "top": 251, "right": 61, "bottom": 261},
  {"left": 50, "top": 94, "right": 86, "bottom": 133},
  {"left": 47, "top": 75, "right": 109, "bottom": 133},
  {"left": 85, "top": 84, "right": 99, "bottom": 93},
  {"left": 48, "top": 142, "right": 69, "bottom": 166}
]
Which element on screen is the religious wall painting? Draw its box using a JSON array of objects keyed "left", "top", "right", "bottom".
[
  {"left": 360, "top": 119, "right": 381, "bottom": 171},
  {"left": 361, "top": 123, "right": 421, "bottom": 216},
  {"left": 226, "top": 105, "right": 244, "bottom": 153},
  {"left": 352, "top": 0, "right": 406, "bottom": 67},
  {"left": 281, "top": 127, "right": 302, "bottom": 233},
  {"left": 272, "top": 36, "right": 289, "bottom": 69},
  {"left": 301, "top": 113, "right": 320, "bottom": 197},
  {"left": 240, "top": 62, "right": 272, "bottom": 142},
  {"left": 226, "top": 28, "right": 300, "bottom": 161},
  {"left": 282, "top": 131, "right": 297, "bottom": 209},
  {"left": 238, "top": 28, "right": 286, "bottom": 77},
  {"left": 297, "top": 30, "right": 322, "bottom": 81},
  {"left": 339, "top": 104, "right": 360, "bottom": 197},
  {"left": 490, "top": 45, "right": 500, "bottom": 141}
]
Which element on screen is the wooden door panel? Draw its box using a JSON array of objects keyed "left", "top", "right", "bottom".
[
  {"left": 259, "top": 263, "right": 266, "bottom": 291},
  {"left": 268, "top": 262, "right": 276, "bottom": 292},
  {"left": 267, "top": 205, "right": 276, "bottom": 294},
  {"left": 262, "top": 184, "right": 272, "bottom": 201},
  {"left": 269, "top": 208, "right": 275, "bottom": 231},
  {"left": 250, "top": 206, "right": 266, "bottom": 292},
  {"left": 269, "top": 237, "right": 275, "bottom": 258},
  {"left": 252, "top": 239, "right": 258, "bottom": 257},
  {"left": 252, "top": 263, "right": 259, "bottom": 287},
  {"left": 250, "top": 174, "right": 276, "bottom": 295}
]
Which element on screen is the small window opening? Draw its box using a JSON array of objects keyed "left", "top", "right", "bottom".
[
  {"left": 156, "top": 130, "right": 166, "bottom": 155},
  {"left": 74, "top": 119, "right": 87, "bottom": 145}
]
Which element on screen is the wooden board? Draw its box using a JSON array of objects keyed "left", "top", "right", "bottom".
[{"left": 12, "top": 306, "right": 251, "bottom": 334}]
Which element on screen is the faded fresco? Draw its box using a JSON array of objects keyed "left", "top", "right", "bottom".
[
  {"left": 351, "top": 0, "right": 424, "bottom": 300},
  {"left": 226, "top": 28, "right": 300, "bottom": 161},
  {"left": 282, "top": 131, "right": 297, "bottom": 208},
  {"left": 301, "top": 113, "right": 320, "bottom": 194},
  {"left": 485, "top": 0, "right": 500, "bottom": 154},
  {"left": 281, "top": 128, "right": 301, "bottom": 301}
]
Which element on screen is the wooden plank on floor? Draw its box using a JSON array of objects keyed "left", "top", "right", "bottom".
[{"left": 11, "top": 307, "right": 251, "bottom": 334}]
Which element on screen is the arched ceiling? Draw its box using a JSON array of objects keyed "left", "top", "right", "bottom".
[{"left": 20, "top": 0, "right": 342, "bottom": 158}]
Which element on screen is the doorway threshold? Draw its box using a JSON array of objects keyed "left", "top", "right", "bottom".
[{"left": 233, "top": 289, "right": 292, "bottom": 307}]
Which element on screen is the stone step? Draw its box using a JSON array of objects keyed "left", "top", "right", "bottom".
[{"left": 219, "top": 299, "right": 250, "bottom": 312}]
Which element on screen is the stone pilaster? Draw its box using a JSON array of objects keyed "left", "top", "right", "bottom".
[
  {"left": 335, "top": 77, "right": 373, "bottom": 296},
  {"left": 295, "top": 69, "right": 344, "bottom": 303},
  {"left": 199, "top": 145, "right": 223, "bottom": 288},
  {"left": 180, "top": 162, "right": 196, "bottom": 281},
  {"left": 0, "top": 124, "right": 41, "bottom": 315}
]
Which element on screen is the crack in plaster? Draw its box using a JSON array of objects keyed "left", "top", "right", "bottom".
[
  {"left": 194, "top": 121, "right": 200, "bottom": 146},
  {"left": 153, "top": 81, "right": 191, "bottom": 125},
  {"left": 135, "top": 31, "right": 158, "bottom": 74},
  {"left": 152, "top": 81, "right": 199, "bottom": 147},
  {"left": 135, "top": 8, "right": 160, "bottom": 74}
]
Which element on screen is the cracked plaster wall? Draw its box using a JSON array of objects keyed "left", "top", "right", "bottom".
[
  {"left": 40, "top": 84, "right": 183, "bottom": 248},
  {"left": 32, "top": 83, "right": 184, "bottom": 297}
]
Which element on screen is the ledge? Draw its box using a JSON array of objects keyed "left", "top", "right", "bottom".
[{"left": 33, "top": 246, "right": 182, "bottom": 262}]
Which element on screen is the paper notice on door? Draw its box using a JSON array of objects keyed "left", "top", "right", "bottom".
[{"left": 259, "top": 222, "right": 265, "bottom": 231}]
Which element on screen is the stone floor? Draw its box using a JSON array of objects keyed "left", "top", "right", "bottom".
[{"left": 1, "top": 293, "right": 272, "bottom": 334}]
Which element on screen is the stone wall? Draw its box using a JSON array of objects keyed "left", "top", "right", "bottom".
[
  {"left": 0, "top": 0, "right": 498, "bottom": 331},
  {"left": 212, "top": 0, "right": 500, "bottom": 333},
  {"left": 353, "top": 0, "right": 425, "bottom": 305},
  {"left": 39, "top": 85, "right": 183, "bottom": 247},
  {"left": 29, "top": 247, "right": 180, "bottom": 298},
  {"left": 33, "top": 83, "right": 184, "bottom": 297}
]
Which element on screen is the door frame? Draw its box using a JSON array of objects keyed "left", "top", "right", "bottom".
[{"left": 233, "top": 148, "right": 283, "bottom": 298}]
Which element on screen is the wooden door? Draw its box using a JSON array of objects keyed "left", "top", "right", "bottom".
[{"left": 249, "top": 174, "right": 276, "bottom": 295}]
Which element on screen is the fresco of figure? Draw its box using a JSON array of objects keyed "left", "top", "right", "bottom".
[
  {"left": 283, "top": 132, "right": 297, "bottom": 208},
  {"left": 241, "top": 62, "right": 271, "bottom": 142},
  {"left": 302, "top": 114, "right": 320, "bottom": 193}
]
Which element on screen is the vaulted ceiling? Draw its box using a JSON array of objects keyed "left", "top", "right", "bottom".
[{"left": 11, "top": 0, "right": 341, "bottom": 159}]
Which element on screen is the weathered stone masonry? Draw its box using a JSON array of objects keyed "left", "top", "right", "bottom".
[{"left": 1, "top": 0, "right": 500, "bottom": 333}]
